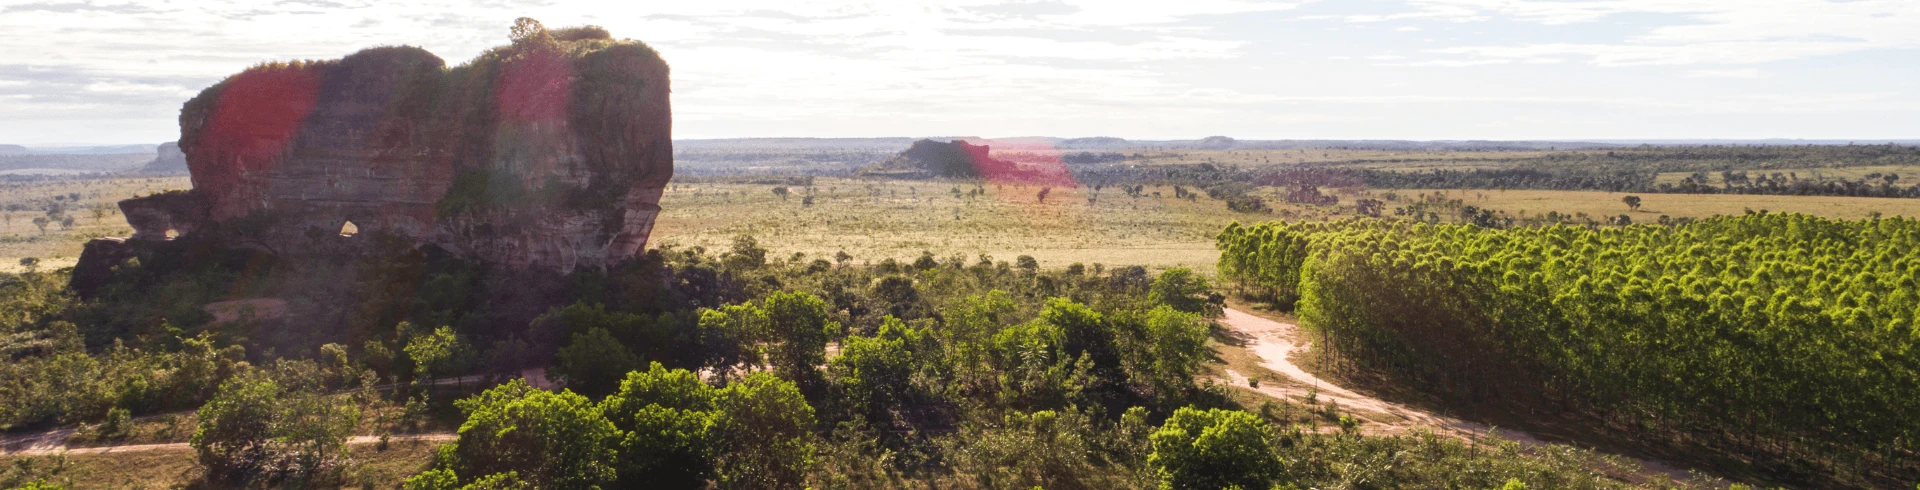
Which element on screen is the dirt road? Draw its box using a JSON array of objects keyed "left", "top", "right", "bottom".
[
  {"left": 1, "top": 433, "right": 454, "bottom": 457},
  {"left": 1217, "top": 308, "right": 1538, "bottom": 442},
  {"left": 1217, "top": 307, "right": 1696, "bottom": 483}
]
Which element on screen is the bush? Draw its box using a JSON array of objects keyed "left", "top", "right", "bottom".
[
  {"left": 758, "top": 291, "right": 835, "bottom": 391},
  {"left": 600, "top": 363, "right": 722, "bottom": 489},
  {"left": 1136, "top": 306, "right": 1211, "bottom": 396},
  {"left": 828, "top": 317, "right": 921, "bottom": 423},
  {"left": 940, "top": 409, "right": 1136, "bottom": 489},
  {"left": 190, "top": 371, "right": 361, "bottom": 485},
  {"left": 1148, "top": 407, "right": 1281, "bottom": 490},
  {"left": 1148, "top": 267, "right": 1218, "bottom": 316},
  {"left": 433, "top": 380, "right": 620, "bottom": 488},
  {"left": 550, "top": 328, "right": 640, "bottom": 398},
  {"left": 98, "top": 407, "right": 130, "bottom": 438},
  {"left": 715, "top": 372, "right": 816, "bottom": 490},
  {"left": 404, "top": 325, "right": 473, "bottom": 384}
]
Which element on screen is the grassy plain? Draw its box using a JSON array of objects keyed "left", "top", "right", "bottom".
[
  {"left": 1650, "top": 164, "right": 1920, "bottom": 186},
  {"left": 0, "top": 176, "right": 189, "bottom": 272},
  {"left": 652, "top": 178, "right": 1293, "bottom": 274},
  {"left": 1120, "top": 148, "right": 1578, "bottom": 169}
]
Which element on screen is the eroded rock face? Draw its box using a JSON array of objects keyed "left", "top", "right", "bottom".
[
  {"left": 120, "top": 190, "right": 208, "bottom": 240},
  {"left": 109, "top": 23, "right": 671, "bottom": 272}
]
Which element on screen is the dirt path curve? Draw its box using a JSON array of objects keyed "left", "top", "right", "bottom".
[
  {"left": 1218, "top": 307, "right": 1696, "bottom": 483},
  {"left": 1217, "top": 308, "right": 1537, "bottom": 442},
  {"left": 2, "top": 433, "right": 455, "bottom": 457}
]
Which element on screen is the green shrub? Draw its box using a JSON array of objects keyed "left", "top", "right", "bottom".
[
  {"left": 600, "top": 363, "right": 722, "bottom": 489},
  {"left": 1148, "top": 407, "right": 1281, "bottom": 490},
  {"left": 715, "top": 372, "right": 816, "bottom": 490},
  {"left": 189, "top": 370, "right": 361, "bottom": 485},
  {"left": 434, "top": 380, "right": 620, "bottom": 488},
  {"left": 549, "top": 328, "right": 638, "bottom": 398},
  {"left": 98, "top": 407, "right": 130, "bottom": 438},
  {"left": 1148, "top": 267, "right": 1219, "bottom": 316}
]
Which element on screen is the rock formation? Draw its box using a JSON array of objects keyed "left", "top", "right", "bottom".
[
  {"left": 75, "top": 19, "right": 672, "bottom": 295},
  {"left": 138, "top": 142, "right": 188, "bottom": 174},
  {"left": 867, "top": 139, "right": 1075, "bottom": 186},
  {"left": 877, "top": 139, "right": 994, "bottom": 179}
]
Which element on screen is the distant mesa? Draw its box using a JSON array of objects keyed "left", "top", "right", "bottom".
[
  {"left": 866, "top": 139, "right": 1074, "bottom": 185},
  {"left": 873, "top": 139, "right": 995, "bottom": 179},
  {"left": 138, "top": 142, "right": 188, "bottom": 174},
  {"left": 1194, "top": 136, "right": 1236, "bottom": 149},
  {"left": 73, "top": 18, "right": 673, "bottom": 295},
  {"left": 0, "top": 144, "right": 26, "bottom": 155}
]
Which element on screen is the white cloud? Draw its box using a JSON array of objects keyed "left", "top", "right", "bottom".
[
  {"left": 0, "top": 0, "right": 1915, "bottom": 142},
  {"left": 83, "top": 81, "right": 194, "bottom": 96},
  {"left": 1686, "top": 68, "right": 1763, "bottom": 78},
  {"left": 1402, "top": 0, "right": 1920, "bottom": 65}
]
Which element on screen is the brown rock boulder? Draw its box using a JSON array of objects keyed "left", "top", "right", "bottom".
[{"left": 113, "top": 19, "right": 671, "bottom": 272}]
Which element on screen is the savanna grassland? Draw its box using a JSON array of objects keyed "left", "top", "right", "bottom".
[
  {"left": 653, "top": 178, "right": 1257, "bottom": 274},
  {"left": 651, "top": 176, "right": 1920, "bottom": 275},
  {"left": 0, "top": 176, "right": 188, "bottom": 271}
]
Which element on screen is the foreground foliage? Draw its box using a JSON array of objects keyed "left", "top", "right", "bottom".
[{"left": 0, "top": 234, "right": 1715, "bottom": 488}]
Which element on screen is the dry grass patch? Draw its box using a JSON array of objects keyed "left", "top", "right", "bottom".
[
  {"left": 653, "top": 178, "right": 1284, "bottom": 273},
  {"left": 0, "top": 176, "right": 191, "bottom": 269},
  {"left": 0, "top": 437, "right": 440, "bottom": 489}
]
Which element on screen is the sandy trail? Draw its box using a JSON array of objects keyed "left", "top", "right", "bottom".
[
  {"left": 1217, "top": 308, "right": 1537, "bottom": 443},
  {"left": 1, "top": 433, "right": 454, "bottom": 456},
  {"left": 1218, "top": 307, "right": 1696, "bottom": 483}
]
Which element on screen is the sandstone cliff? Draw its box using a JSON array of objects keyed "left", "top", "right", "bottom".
[{"left": 81, "top": 19, "right": 671, "bottom": 289}]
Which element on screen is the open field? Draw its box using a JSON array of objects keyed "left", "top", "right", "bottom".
[
  {"left": 1652, "top": 165, "right": 1920, "bottom": 186},
  {"left": 653, "top": 178, "right": 1285, "bottom": 274},
  {"left": 1389, "top": 188, "right": 1920, "bottom": 221},
  {"left": 1115, "top": 149, "right": 1580, "bottom": 168},
  {"left": 0, "top": 176, "right": 188, "bottom": 271}
]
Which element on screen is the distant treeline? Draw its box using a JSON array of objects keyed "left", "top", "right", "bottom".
[
  {"left": 0, "top": 153, "right": 153, "bottom": 173},
  {"left": 1075, "top": 145, "right": 1920, "bottom": 199},
  {"left": 1356, "top": 167, "right": 1920, "bottom": 197}
]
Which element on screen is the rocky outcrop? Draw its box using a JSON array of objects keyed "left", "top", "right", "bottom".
[
  {"left": 867, "top": 139, "right": 1075, "bottom": 185},
  {"left": 83, "top": 20, "right": 672, "bottom": 283},
  {"left": 876, "top": 139, "right": 993, "bottom": 179},
  {"left": 120, "top": 190, "right": 208, "bottom": 240},
  {"left": 70, "top": 238, "right": 135, "bottom": 297},
  {"left": 138, "top": 142, "right": 188, "bottom": 174}
]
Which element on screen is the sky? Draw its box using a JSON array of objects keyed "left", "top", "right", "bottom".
[{"left": 1, "top": 0, "right": 1917, "bottom": 145}]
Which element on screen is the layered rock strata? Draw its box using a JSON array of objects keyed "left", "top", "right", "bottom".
[{"left": 76, "top": 21, "right": 671, "bottom": 296}]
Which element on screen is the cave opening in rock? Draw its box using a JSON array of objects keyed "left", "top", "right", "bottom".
[{"left": 340, "top": 221, "right": 359, "bottom": 237}]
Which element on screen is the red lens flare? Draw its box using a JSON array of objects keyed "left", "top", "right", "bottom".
[
  {"left": 495, "top": 47, "right": 572, "bottom": 124},
  {"left": 192, "top": 66, "right": 321, "bottom": 206},
  {"left": 961, "top": 138, "right": 1077, "bottom": 188}
]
